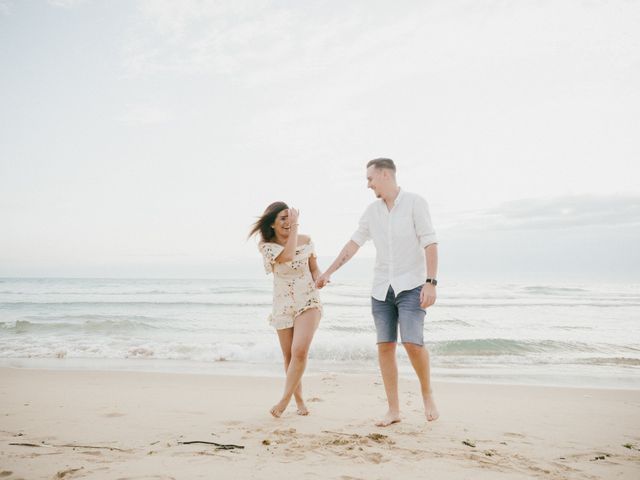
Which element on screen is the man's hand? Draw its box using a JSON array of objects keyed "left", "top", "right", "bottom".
[
  {"left": 315, "top": 272, "right": 331, "bottom": 289},
  {"left": 420, "top": 283, "right": 436, "bottom": 308}
]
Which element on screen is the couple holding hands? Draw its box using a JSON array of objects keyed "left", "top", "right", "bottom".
[{"left": 249, "top": 158, "right": 439, "bottom": 426}]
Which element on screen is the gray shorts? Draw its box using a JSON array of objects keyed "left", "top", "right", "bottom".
[{"left": 371, "top": 285, "right": 426, "bottom": 345}]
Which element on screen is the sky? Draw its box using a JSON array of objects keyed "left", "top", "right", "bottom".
[{"left": 0, "top": 0, "right": 639, "bottom": 281}]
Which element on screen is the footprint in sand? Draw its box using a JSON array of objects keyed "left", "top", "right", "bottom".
[
  {"left": 102, "top": 412, "right": 126, "bottom": 418},
  {"left": 54, "top": 466, "right": 84, "bottom": 478},
  {"left": 561, "top": 451, "right": 614, "bottom": 463},
  {"left": 364, "top": 452, "right": 386, "bottom": 464},
  {"left": 115, "top": 476, "right": 176, "bottom": 480},
  {"left": 273, "top": 428, "right": 297, "bottom": 436},
  {"left": 79, "top": 450, "right": 103, "bottom": 456},
  {"left": 321, "top": 375, "right": 339, "bottom": 387},
  {"left": 223, "top": 420, "right": 242, "bottom": 426}
]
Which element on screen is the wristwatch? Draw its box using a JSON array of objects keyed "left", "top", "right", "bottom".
[{"left": 425, "top": 278, "right": 438, "bottom": 286}]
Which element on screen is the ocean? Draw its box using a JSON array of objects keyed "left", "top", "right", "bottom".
[{"left": 0, "top": 277, "right": 639, "bottom": 389}]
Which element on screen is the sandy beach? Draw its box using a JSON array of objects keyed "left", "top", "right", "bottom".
[{"left": 1, "top": 367, "right": 638, "bottom": 479}]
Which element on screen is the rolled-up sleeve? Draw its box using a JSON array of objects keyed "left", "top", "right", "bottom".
[
  {"left": 350, "top": 208, "right": 371, "bottom": 246},
  {"left": 413, "top": 196, "right": 438, "bottom": 248}
]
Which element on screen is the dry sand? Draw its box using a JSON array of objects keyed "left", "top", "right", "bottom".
[{"left": 1, "top": 367, "right": 639, "bottom": 479}]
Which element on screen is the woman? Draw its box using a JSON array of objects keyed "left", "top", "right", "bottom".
[{"left": 249, "top": 201, "right": 323, "bottom": 418}]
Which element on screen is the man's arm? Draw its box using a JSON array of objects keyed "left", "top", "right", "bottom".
[
  {"left": 420, "top": 243, "right": 438, "bottom": 308},
  {"left": 315, "top": 240, "right": 360, "bottom": 288},
  {"left": 426, "top": 243, "right": 438, "bottom": 279}
]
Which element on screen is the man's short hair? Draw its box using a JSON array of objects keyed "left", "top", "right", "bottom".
[{"left": 366, "top": 158, "right": 396, "bottom": 172}]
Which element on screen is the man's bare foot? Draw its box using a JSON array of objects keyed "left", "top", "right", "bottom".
[
  {"left": 375, "top": 410, "right": 401, "bottom": 427},
  {"left": 424, "top": 394, "right": 439, "bottom": 422}
]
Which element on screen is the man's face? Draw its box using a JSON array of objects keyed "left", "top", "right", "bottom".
[{"left": 366, "top": 166, "right": 384, "bottom": 198}]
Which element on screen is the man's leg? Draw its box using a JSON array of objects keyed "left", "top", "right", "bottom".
[
  {"left": 404, "top": 343, "right": 439, "bottom": 421},
  {"left": 372, "top": 287, "right": 401, "bottom": 427},
  {"left": 376, "top": 341, "right": 401, "bottom": 426},
  {"left": 398, "top": 286, "right": 440, "bottom": 422}
]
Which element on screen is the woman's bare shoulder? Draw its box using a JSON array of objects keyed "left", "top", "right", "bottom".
[{"left": 297, "top": 234, "right": 311, "bottom": 246}]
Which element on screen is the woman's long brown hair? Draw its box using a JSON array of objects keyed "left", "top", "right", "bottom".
[{"left": 248, "top": 201, "right": 289, "bottom": 243}]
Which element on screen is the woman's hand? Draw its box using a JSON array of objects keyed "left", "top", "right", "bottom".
[
  {"left": 287, "top": 208, "right": 299, "bottom": 227},
  {"left": 315, "top": 272, "right": 331, "bottom": 289}
]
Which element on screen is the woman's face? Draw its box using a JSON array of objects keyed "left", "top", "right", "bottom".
[{"left": 271, "top": 209, "right": 290, "bottom": 238}]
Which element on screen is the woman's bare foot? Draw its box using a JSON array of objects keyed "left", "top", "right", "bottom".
[
  {"left": 270, "top": 399, "right": 289, "bottom": 418},
  {"left": 375, "top": 410, "right": 401, "bottom": 427},
  {"left": 294, "top": 393, "right": 308, "bottom": 415},
  {"left": 269, "top": 405, "right": 284, "bottom": 418},
  {"left": 424, "top": 394, "right": 439, "bottom": 422}
]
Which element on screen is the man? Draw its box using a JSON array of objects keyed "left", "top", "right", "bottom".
[{"left": 316, "top": 158, "right": 439, "bottom": 426}]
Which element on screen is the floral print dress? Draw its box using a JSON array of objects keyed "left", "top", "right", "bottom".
[{"left": 259, "top": 240, "right": 323, "bottom": 330}]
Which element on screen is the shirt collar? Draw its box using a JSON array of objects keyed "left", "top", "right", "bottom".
[
  {"left": 389, "top": 187, "right": 404, "bottom": 207},
  {"left": 378, "top": 187, "right": 404, "bottom": 211}
]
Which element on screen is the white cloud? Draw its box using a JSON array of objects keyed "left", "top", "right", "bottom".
[
  {"left": 448, "top": 195, "right": 640, "bottom": 232},
  {"left": 116, "top": 104, "right": 172, "bottom": 126},
  {"left": 2, "top": 0, "right": 639, "bottom": 277},
  {"left": 122, "top": 1, "right": 424, "bottom": 81},
  {"left": 123, "top": 0, "right": 275, "bottom": 77},
  {"left": 0, "top": 0, "right": 11, "bottom": 15},
  {"left": 136, "top": 0, "right": 271, "bottom": 37},
  {"left": 47, "top": 0, "right": 86, "bottom": 8}
]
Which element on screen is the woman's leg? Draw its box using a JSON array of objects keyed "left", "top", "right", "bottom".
[
  {"left": 275, "top": 327, "right": 306, "bottom": 414},
  {"left": 270, "top": 308, "right": 321, "bottom": 417}
]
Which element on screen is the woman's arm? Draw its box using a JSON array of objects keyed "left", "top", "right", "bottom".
[{"left": 308, "top": 254, "right": 321, "bottom": 282}]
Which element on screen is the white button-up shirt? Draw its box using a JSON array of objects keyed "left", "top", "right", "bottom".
[{"left": 351, "top": 189, "right": 438, "bottom": 301}]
